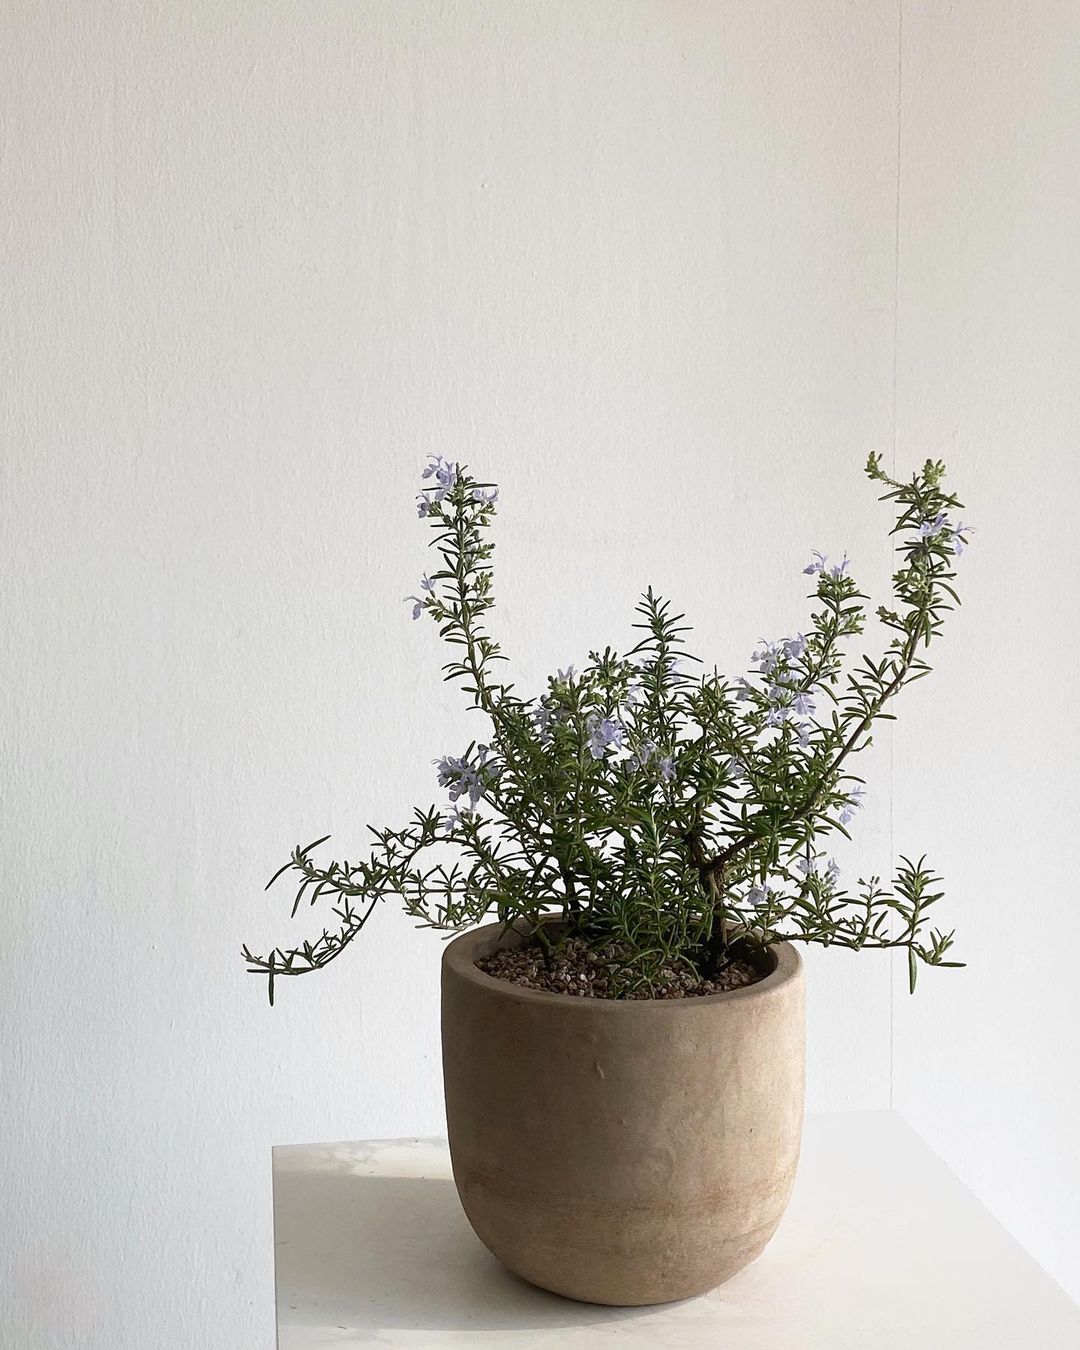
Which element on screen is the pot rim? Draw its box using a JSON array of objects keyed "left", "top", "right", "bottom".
[{"left": 443, "top": 919, "right": 802, "bottom": 1010}]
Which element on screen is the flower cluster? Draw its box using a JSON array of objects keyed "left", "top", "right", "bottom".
[
  {"left": 417, "top": 455, "right": 458, "bottom": 517},
  {"left": 434, "top": 749, "right": 490, "bottom": 808},
  {"left": 588, "top": 716, "right": 626, "bottom": 760},
  {"left": 840, "top": 785, "right": 866, "bottom": 826},
  {"left": 918, "top": 511, "right": 970, "bottom": 554},
  {"left": 797, "top": 852, "right": 841, "bottom": 885},
  {"left": 246, "top": 452, "right": 970, "bottom": 1002},
  {"left": 804, "top": 551, "right": 850, "bottom": 578},
  {"left": 741, "top": 631, "right": 823, "bottom": 746}
]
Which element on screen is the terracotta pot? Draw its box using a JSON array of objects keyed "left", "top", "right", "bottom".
[{"left": 441, "top": 922, "right": 805, "bottom": 1306}]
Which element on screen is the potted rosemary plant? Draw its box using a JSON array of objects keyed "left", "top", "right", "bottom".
[{"left": 245, "top": 453, "right": 969, "bottom": 1305}]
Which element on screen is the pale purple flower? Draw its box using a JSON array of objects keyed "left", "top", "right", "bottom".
[
  {"left": 919, "top": 512, "right": 948, "bottom": 540},
  {"left": 839, "top": 785, "right": 866, "bottom": 826},
  {"left": 792, "top": 691, "right": 816, "bottom": 718},
  {"left": 805, "top": 553, "right": 850, "bottom": 579},
  {"left": 746, "top": 884, "right": 770, "bottom": 907},
  {"left": 435, "top": 754, "right": 483, "bottom": 807},
  {"left": 407, "top": 595, "right": 424, "bottom": 620},
  {"left": 752, "top": 641, "right": 782, "bottom": 676},
  {"left": 795, "top": 723, "right": 812, "bottom": 748},
  {"left": 589, "top": 717, "right": 625, "bottom": 760},
  {"left": 784, "top": 633, "right": 808, "bottom": 660},
  {"left": 423, "top": 455, "right": 458, "bottom": 488},
  {"left": 658, "top": 756, "right": 675, "bottom": 782},
  {"left": 532, "top": 703, "right": 565, "bottom": 740},
  {"left": 949, "top": 520, "right": 972, "bottom": 555},
  {"left": 472, "top": 486, "right": 499, "bottom": 505},
  {"left": 734, "top": 677, "right": 756, "bottom": 702},
  {"left": 766, "top": 705, "right": 789, "bottom": 728},
  {"left": 796, "top": 852, "right": 840, "bottom": 885},
  {"left": 556, "top": 666, "right": 575, "bottom": 683},
  {"left": 420, "top": 574, "right": 436, "bottom": 593},
  {"left": 417, "top": 486, "right": 452, "bottom": 515},
  {"left": 629, "top": 740, "right": 657, "bottom": 771},
  {"left": 804, "top": 551, "right": 828, "bottom": 575},
  {"left": 441, "top": 804, "right": 472, "bottom": 834}
]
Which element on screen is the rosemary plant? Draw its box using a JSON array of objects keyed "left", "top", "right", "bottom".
[{"left": 244, "top": 453, "right": 970, "bottom": 1003}]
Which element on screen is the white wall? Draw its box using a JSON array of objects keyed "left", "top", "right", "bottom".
[
  {"left": 1, "top": 4, "right": 1074, "bottom": 1348},
  {"left": 891, "top": 0, "right": 1080, "bottom": 1307}
]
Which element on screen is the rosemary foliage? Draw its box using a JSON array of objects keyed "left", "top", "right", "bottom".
[{"left": 243, "top": 453, "right": 970, "bottom": 1003}]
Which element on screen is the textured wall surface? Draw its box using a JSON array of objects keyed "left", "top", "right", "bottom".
[
  {"left": 891, "top": 0, "right": 1080, "bottom": 1306},
  {"left": 1, "top": 3, "right": 1074, "bottom": 1348}
]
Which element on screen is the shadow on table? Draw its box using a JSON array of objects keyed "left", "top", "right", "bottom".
[{"left": 274, "top": 1166, "right": 654, "bottom": 1334}]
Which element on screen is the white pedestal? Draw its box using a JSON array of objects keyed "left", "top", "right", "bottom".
[{"left": 273, "top": 1111, "right": 1080, "bottom": 1347}]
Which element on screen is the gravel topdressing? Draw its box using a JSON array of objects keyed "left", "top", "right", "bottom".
[{"left": 476, "top": 935, "right": 765, "bottom": 1000}]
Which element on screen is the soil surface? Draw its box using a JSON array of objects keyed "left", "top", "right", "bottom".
[{"left": 476, "top": 935, "right": 765, "bottom": 999}]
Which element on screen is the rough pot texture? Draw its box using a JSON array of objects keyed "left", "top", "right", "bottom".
[{"left": 441, "top": 922, "right": 806, "bottom": 1306}]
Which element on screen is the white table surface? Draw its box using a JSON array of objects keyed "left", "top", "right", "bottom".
[{"left": 273, "top": 1111, "right": 1080, "bottom": 1348}]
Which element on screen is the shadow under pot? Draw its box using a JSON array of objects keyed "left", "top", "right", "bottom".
[{"left": 441, "top": 921, "right": 805, "bottom": 1307}]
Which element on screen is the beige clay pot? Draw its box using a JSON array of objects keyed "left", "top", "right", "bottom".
[{"left": 441, "top": 921, "right": 805, "bottom": 1306}]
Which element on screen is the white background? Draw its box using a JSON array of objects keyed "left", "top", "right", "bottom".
[{"left": 2, "top": 3, "right": 1076, "bottom": 1346}]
